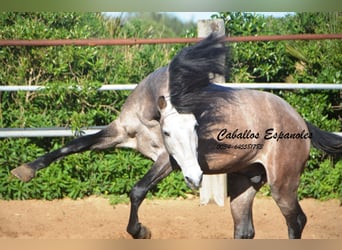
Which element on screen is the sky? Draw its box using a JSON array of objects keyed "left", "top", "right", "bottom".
[
  {"left": 105, "top": 12, "right": 294, "bottom": 23},
  {"left": 166, "top": 12, "right": 293, "bottom": 22}
]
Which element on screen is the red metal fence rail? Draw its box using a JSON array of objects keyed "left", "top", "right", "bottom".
[
  {"left": 0, "top": 33, "right": 341, "bottom": 138},
  {"left": 0, "top": 34, "right": 341, "bottom": 47}
]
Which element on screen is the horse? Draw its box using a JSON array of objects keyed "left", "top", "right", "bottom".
[
  {"left": 11, "top": 65, "right": 171, "bottom": 239},
  {"left": 10, "top": 34, "right": 341, "bottom": 239},
  {"left": 157, "top": 34, "right": 342, "bottom": 239},
  {"left": 10, "top": 34, "right": 227, "bottom": 239}
]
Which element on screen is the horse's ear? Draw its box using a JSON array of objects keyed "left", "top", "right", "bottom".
[{"left": 158, "top": 96, "right": 167, "bottom": 110}]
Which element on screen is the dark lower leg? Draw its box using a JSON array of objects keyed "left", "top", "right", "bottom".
[
  {"left": 230, "top": 189, "right": 256, "bottom": 239},
  {"left": 127, "top": 153, "right": 172, "bottom": 239},
  {"left": 271, "top": 187, "right": 307, "bottom": 239},
  {"left": 228, "top": 173, "right": 260, "bottom": 239},
  {"left": 11, "top": 129, "right": 117, "bottom": 182},
  {"left": 279, "top": 200, "right": 306, "bottom": 239}
]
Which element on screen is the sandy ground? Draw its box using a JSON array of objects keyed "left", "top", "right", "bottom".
[{"left": 0, "top": 196, "right": 340, "bottom": 239}]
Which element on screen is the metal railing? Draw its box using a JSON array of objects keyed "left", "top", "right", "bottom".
[
  {"left": 1, "top": 34, "right": 341, "bottom": 47},
  {"left": 0, "top": 83, "right": 341, "bottom": 138},
  {"left": 1, "top": 33, "right": 341, "bottom": 138},
  {"left": 1, "top": 83, "right": 341, "bottom": 92}
]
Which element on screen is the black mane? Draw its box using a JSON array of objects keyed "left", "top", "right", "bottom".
[{"left": 168, "top": 33, "right": 234, "bottom": 114}]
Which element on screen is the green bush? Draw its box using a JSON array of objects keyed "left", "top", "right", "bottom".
[
  {"left": 0, "top": 12, "right": 340, "bottom": 201},
  {"left": 298, "top": 159, "right": 342, "bottom": 200},
  {"left": 0, "top": 12, "right": 192, "bottom": 200}
]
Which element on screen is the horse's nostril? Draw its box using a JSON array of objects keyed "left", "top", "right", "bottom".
[
  {"left": 185, "top": 176, "right": 193, "bottom": 186},
  {"left": 185, "top": 176, "right": 201, "bottom": 190}
]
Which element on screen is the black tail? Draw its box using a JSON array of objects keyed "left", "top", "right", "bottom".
[{"left": 306, "top": 121, "right": 342, "bottom": 157}]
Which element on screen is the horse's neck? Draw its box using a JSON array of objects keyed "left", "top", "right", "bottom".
[{"left": 120, "top": 67, "right": 169, "bottom": 128}]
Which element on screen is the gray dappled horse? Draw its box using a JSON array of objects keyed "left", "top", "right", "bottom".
[
  {"left": 11, "top": 64, "right": 171, "bottom": 239},
  {"left": 157, "top": 34, "right": 342, "bottom": 239},
  {"left": 11, "top": 34, "right": 341, "bottom": 239}
]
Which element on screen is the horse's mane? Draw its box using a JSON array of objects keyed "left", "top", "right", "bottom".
[{"left": 168, "top": 33, "right": 234, "bottom": 115}]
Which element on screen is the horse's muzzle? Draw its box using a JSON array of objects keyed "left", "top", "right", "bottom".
[{"left": 185, "top": 173, "right": 203, "bottom": 190}]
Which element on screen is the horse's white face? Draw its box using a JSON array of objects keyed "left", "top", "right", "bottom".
[{"left": 158, "top": 96, "right": 203, "bottom": 189}]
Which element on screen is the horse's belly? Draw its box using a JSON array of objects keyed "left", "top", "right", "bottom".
[{"left": 198, "top": 140, "right": 261, "bottom": 174}]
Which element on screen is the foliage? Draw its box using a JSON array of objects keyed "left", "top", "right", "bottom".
[
  {"left": 213, "top": 12, "right": 341, "bottom": 200},
  {"left": 298, "top": 159, "right": 342, "bottom": 201},
  {"left": 0, "top": 12, "right": 190, "bottom": 201},
  {"left": 0, "top": 12, "right": 341, "bottom": 201}
]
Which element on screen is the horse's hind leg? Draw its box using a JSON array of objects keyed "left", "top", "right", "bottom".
[
  {"left": 11, "top": 121, "right": 122, "bottom": 182},
  {"left": 269, "top": 171, "right": 307, "bottom": 239},
  {"left": 228, "top": 167, "right": 266, "bottom": 239}
]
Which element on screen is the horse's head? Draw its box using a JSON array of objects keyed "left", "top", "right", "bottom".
[{"left": 158, "top": 96, "right": 203, "bottom": 189}]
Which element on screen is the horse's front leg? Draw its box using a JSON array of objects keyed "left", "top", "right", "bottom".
[
  {"left": 228, "top": 169, "right": 266, "bottom": 239},
  {"left": 126, "top": 152, "right": 172, "bottom": 239}
]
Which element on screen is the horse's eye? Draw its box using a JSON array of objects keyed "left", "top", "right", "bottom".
[{"left": 163, "top": 131, "right": 170, "bottom": 137}]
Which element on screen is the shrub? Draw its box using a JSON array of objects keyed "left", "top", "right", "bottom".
[{"left": 0, "top": 12, "right": 340, "bottom": 201}]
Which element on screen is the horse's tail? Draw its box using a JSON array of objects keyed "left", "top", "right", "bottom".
[{"left": 305, "top": 121, "right": 342, "bottom": 157}]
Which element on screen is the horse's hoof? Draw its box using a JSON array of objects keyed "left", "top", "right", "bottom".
[
  {"left": 132, "top": 224, "right": 152, "bottom": 239},
  {"left": 11, "top": 164, "right": 36, "bottom": 182},
  {"left": 139, "top": 224, "right": 152, "bottom": 239}
]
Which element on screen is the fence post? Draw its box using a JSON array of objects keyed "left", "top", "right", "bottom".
[{"left": 197, "top": 19, "right": 227, "bottom": 207}]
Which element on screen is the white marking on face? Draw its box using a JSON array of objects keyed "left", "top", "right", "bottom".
[{"left": 158, "top": 96, "right": 203, "bottom": 189}]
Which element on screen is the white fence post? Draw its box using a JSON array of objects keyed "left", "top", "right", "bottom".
[{"left": 198, "top": 19, "right": 227, "bottom": 207}]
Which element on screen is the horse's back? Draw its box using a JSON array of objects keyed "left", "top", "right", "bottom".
[
  {"left": 241, "top": 89, "right": 311, "bottom": 164},
  {"left": 198, "top": 89, "right": 311, "bottom": 174}
]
